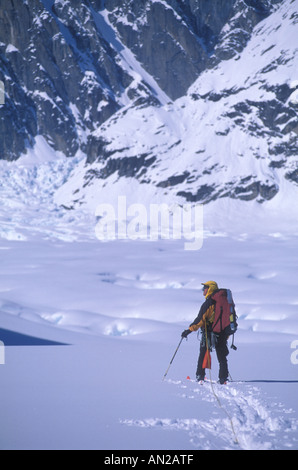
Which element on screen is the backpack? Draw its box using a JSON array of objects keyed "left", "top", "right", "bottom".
[{"left": 211, "top": 289, "right": 238, "bottom": 338}]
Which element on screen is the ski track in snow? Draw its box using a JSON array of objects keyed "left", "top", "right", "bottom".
[{"left": 123, "top": 379, "right": 298, "bottom": 450}]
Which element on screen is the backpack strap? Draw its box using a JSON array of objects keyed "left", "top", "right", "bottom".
[
  {"left": 211, "top": 306, "right": 223, "bottom": 332},
  {"left": 210, "top": 289, "right": 223, "bottom": 332},
  {"left": 231, "top": 334, "right": 237, "bottom": 351}
]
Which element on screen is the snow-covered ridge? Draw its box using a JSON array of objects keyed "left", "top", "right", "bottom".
[{"left": 90, "top": 7, "right": 171, "bottom": 107}]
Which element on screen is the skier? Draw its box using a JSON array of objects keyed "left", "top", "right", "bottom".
[{"left": 181, "top": 281, "right": 230, "bottom": 384}]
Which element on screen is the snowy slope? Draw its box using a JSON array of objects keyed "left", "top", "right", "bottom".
[
  {"left": 0, "top": 0, "right": 297, "bottom": 239},
  {"left": 90, "top": 7, "right": 171, "bottom": 107}
]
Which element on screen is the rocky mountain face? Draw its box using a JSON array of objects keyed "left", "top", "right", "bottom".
[
  {"left": 104, "top": 0, "right": 280, "bottom": 98},
  {"left": 0, "top": 0, "right": 297, "bottom": 207}
]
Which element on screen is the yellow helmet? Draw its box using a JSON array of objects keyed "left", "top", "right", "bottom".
[{"left": 201, "top": 281, "right": 218, "bottom": 298}]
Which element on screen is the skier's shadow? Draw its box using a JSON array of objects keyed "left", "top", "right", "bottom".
[
  {"left": 241, "top": 379, "right": 298, "bottom": 384},
  {"left": 0, "top": 328, "right": 68, "bottom": 346}
]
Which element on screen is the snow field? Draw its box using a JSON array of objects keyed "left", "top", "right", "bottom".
[{"left": 0, "top": 232, "right": 297, "bottom": 450}]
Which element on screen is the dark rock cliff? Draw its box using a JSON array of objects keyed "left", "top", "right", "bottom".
[{"left": 0, "top": 0, "right": 284, "bottom": 161}]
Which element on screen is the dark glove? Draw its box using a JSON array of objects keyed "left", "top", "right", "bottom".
[{"left": 181, "top": 329, "right": 191, "bottom": 339}]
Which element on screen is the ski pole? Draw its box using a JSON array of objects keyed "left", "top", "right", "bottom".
[{"left": 162, "top": 337, "right": 184, "bottom": 381}]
